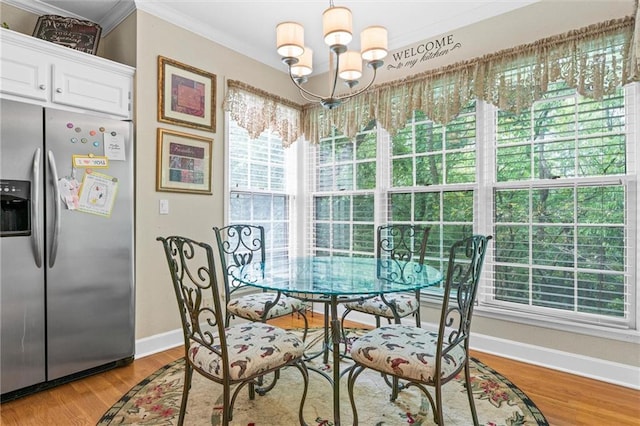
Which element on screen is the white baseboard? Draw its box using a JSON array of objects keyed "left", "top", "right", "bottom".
[
  {"left": 135, "top": 328, "right": 183, "bottom": 359},
  {"left": 133, "top": 311, "right": 640, "bottom": 390},
  {"left": 469, "top": 331, "right": 640, "bottom": 390}
]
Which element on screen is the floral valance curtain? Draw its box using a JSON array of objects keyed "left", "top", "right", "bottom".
[
  {"left": 303, "top": 15, "right": 638, "bottom": 145},
  {"left": 222, "top": 79, "right": 302, "bottom": 147},
  {"left": 224, "top": 10, "right": 638, "bottom": 147}
]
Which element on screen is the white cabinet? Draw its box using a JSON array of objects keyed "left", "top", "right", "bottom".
[{"left": 0, "top": 28, "right": 134, "bottom": 119}]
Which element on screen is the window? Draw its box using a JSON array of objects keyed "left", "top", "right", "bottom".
[
  {"left": 227, "top": 119, "right": 294, "bottom": 262},
  {"left": 489, "top": 83, "right": 631, "bottom": 323},
  {"left": 387, "top": 107, "right": 477, "bottom": 276},
  {"left": 306, "top": 83, "right": 636, "bottom": 329},
  {"left": 312, "top": 124, "right": 377, "bottom": 257}
]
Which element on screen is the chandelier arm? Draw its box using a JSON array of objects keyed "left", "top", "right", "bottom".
[
  {"left": 298, "top": 89, "right": 323, "bottom": 103},
  {"left": 329, "top": 52, "right": 341, "bottom": 99},
  {"left": 287, "top": 68, "right": 325, "bottom": 101},
  {"left": 336, "top": 65, "right": 379, "bottom": 101}
]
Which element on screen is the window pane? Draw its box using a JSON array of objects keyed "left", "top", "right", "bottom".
[
  {"left": 356, "top": 162, "right": 376, "bottom": 189},
  {"left": 416, "top": 155, "right": 442, "bottom": 186},
  {"left": 445, "top": 151, "right": 475, "bottom": 183},
  {"left": 532, "top": 225, "right": 574, "bottom": 267},
  {"left": 336, "top": 137, "right": 353, "bottom": 162},
  {"left": 353, "top": 224, "right": 374, "bottom": 252},
  {"left": 532, "top": 188, "right": 573, "bottom": 223},
  {"left": 316, "top": 223, "right": 330, "bottom": 248},
  {"left": 356, "top": 132, "right": 376, "bottom": 160},
  {"left": 392, "top": 157, "right": 414, "bottom": 186},
  {"left": 332, "top": 196, "right": 350, "bottom": 221},
  {"left": 332, "top": 224, "right": 350, "bottom": 250},
  {"left": 494, "top": 265, "right": 530, "bottom": 304},
  {"left": 495, "top": 189, "right": 529, "bottom": 223},
  {"left": 495, "top": 225, "right": 529, "bottom": 264},
  {"left": 577, "top": 272, "right": 624, "bottom": 317},
  {"left": 253, "top": 194, "right": 271, "bottom": 220},
  {"left": 353, "top": 195, "right": 374, "bottom": 222},
  {"left": 497, "top": 145, "right": 531, "bottom": 181},
  {"left": 336, "top": 164, "right": 353, "bottom": 190},
  {"left": 230, "top": 193, "right": 251, "bottom": 221},
  {"left": 414, "top": 192, "right": 439, "bottom": 222},
  {"left": 443, "top": 191, "right": 473, "bottom": 222},
  {"left": 315, "top": 196, "right": 330, "bottom": 220}
]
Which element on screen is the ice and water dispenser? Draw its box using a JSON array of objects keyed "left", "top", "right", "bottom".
[{"left": 0, "top": 180, "right": 31, "bottom": 237}]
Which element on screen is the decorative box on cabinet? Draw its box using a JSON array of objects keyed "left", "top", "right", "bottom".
[{"left": 0, "top": 28, "right": 134, "bottom": 119}]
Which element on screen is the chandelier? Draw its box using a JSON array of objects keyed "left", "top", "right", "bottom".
[{"left": 276, "top": 1, "right": 388, "bottom": 109}]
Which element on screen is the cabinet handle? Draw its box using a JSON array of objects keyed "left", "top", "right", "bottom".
[
  {"left": 39, "top": 84, "right": 46, "bottom": 90},
  {"left": 55, "top": 88, "right": 63, "bottom": 93}
]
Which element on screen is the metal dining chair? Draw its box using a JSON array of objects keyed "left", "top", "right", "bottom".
[
  {"left": 157, "top": 235, "right": 309, "bottom": 426},
  {"left": 340, "top": 224, "right": 430, "bottom": 329},
  {"left": 213, "top": 224, "right": 309, "bottom": 341},
  {"left": 346, "top": 234, "right": 492, "bottom": 425}
]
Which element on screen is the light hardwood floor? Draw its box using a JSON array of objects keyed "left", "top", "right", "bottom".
[{"left": 1, "top": 313, "right": 638, "bottom": 425}]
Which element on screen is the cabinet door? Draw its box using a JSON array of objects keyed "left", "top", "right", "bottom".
[
  {"left": 0, "top": 42, "right": 49, "bottom": 102},
  {"left": 52, "top": 61, "right": 131, "bottom": 118}
]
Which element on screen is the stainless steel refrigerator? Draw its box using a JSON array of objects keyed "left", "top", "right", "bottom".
[{"left": 0, "top": 99, "right": 134, "bottom": 399}]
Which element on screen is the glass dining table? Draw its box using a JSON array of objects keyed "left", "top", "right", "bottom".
[{"left": 232, "top": 256, "right": 443, "bottom": 425}]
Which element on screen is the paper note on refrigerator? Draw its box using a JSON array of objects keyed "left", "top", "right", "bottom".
[
  {"left": 104, "top": 133, "right": 126, "bottom": 161},
  {"left": 77, "top": 171, "right": 119, "bottom": 217}
]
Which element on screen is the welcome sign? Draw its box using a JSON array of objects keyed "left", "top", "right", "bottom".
[{"left": 386, "top": 34, "right": 462, "bottom": 73}]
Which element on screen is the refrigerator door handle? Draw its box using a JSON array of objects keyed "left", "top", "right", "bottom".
[
  {"left": 47, "top": 150, "right": 61, "bottom": 268},
  {"left": 31, "top": 148, "right": 43, "bottom": 268}
]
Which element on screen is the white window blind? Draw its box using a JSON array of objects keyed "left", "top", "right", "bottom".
[{"left": 228, "top": 119, "right": 295, "bottom": 262}]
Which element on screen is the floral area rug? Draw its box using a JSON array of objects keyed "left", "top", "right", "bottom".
[{"left": 98, "top": 328, "right": 548, "bottom": 425}]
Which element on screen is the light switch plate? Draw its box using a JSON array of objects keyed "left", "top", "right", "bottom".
[{"left": 159, "top": 199, "right": 169, "bottom": 215}]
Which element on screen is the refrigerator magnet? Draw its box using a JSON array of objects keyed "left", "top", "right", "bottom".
[{"left": 72, "top": 154, "right": 109, "bottom": 168}]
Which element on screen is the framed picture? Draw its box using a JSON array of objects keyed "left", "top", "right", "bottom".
[
  {"left": 158, "top": 56, "right": 216, "bottom": 132},
  {"left": 156, "top": 128, "right": 213, "bottom": 195},
  {"left": 32, "top": 15, "right": 102, "bottom": 55}
]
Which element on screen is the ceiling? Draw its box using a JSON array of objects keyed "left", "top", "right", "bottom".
[{"left": 6, "top": 0, "right": 542, "bottom": 73}]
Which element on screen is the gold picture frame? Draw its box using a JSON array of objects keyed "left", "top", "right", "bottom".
[
  {"left": 156, "top": 128, "right": 213, "bottom": 195},
  {"left": 158, "top": 56, "right": 216, "bottom": 132}
]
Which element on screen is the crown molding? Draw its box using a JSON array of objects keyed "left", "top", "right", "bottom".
[{"left": 2, "top": 0, "right": 136, "bottom": 35}]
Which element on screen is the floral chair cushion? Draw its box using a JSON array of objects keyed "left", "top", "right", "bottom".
[
  {"left": 228, "top": 293, "right": 305, "bottom": 321},
  {"left": 188, "top": 322, "right": 304, "bottom": 381},
  {"left": 350, "top": 324, "right": 466, "bottom": 382},
  {"left": 343, "top": 293, "right": 417, "bottom": 318}
]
